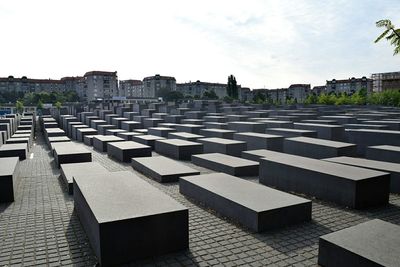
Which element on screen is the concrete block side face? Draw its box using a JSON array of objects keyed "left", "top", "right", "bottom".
[
  {"left": 73, "top": 182, "right": 101, "bottom": 263},
  {"left": 56, "top": 153, "right": 92, "bottom": 168},
  {"left": 0, "top": 174, "right": 14, "bottom": 202},
  {"left": 354, "top": 174, "right": 390, "bottom": 209},
  {"left": 283, "top": 140, "right": 338, "bottom": 159},
  {"left": 180, "top": 179, "right": 259, "bottom": 231},
  {"left": 258, "top": 202, "right": 312, "bottom": 232},
  {"left": 318, "top": 238, "right": 379, "bottom": 267},
  {"left": 259, "top": 160, "right": 357, "bottom": 208},
  {"left": 99, "top": 210, "right": 189, "bottom": 266}
]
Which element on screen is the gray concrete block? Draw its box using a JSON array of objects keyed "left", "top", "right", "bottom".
[
  {"left": 148, "top": 127, "right": 176, "bottom": 138},
  {"left": 0, "top": 143, "right": 28, "bottom": 160},
  {"left": 233, "top": 132, "right": 283, "bottom": 151},
  {"left": 131, "top": 134, "right": 165, "bottom": 149},
  {"left": 227, "top": 121, "right": 265, "bottom": 133},
  {"left": 132, "top": 156, "right": 200, "bottom": 182},
  {"left": 167, "top": 132, "right": 204, "bottom": 141},
  {"left": 180, "top": 172, "right": 311, "bottom": 232},
  {"left": 198, "top": 137, "right": 247, "bottom": 157},
  {"left": 323, "top": 156, "right": 400, "bottom": 193},
  {"left": 259, "top": 151, "right": 390, "bottom": 209},
  {"left": 191, "top": 153, "right": 258, "bottom": 176},
  {"left": 60, "top": 162, "right": 109, "bottom": 194},
  {"left": 107, "top": 141, "right": 152, "bottom": 162},
  {"left": 283, "top": 137, "right": 357, "bottom": 159},
  {"left": 199, "top": 128, "right": 236, "bottom": 139},
  {"left": 73, "top": 171, "right": 188, "bottom": 266},
  {"left": 294, "top": 123, "right": 345, "bottom": 141},
  {"left": 54, "top": 143, "right": 92, "bottom": 168},
  {"left": 93, "top": 135, "right": 125, "bottom": 152},
  {"left": 155, "top": 139, "right": 203, "bottom": 160},
  {"left": 318, "top": 219, "right": 400, "bottom": 267},
  {"left": 0, "top": 157, "right": 19, "bottom": 203},
  {"left": 366, "top": 145, "right": 400, "bottom": 164}
]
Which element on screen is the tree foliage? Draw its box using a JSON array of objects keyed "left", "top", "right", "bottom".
[
  {"left": 227, "top": 75, "right": 239, "bottom": 99},
  {"left": 202, "top": 90, "right": 218, "bottom": 100},
  {"left": 15, "top": 100, "right": 24, "bottom": 113},
  {"left": 375, "top": 19, "right": 400, "bottom": 55}
]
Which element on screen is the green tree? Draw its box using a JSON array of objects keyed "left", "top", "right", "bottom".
[
  {"left": 16, "top": 100, "right": 24, "bottom": 113},
  {"left": 252, "top": 91, "right": 266, "bottom": 104},
  {"left": 227, "top": 75, "right": 238, "bottom": 99},
  {"left": 304, "top": 93, "right": 318, "bottom": 105},
  {"left": 37, "top": 99, "right": 44, "bottom": 110},
  {"left": 202, "top": 90, "right": 218, "bottom": 100},
  {"left": 55, "top": 101, "right": 62, "bottom": 110},
  {"left": 375, "top": 19, "right": 400, "bottom": 55}
]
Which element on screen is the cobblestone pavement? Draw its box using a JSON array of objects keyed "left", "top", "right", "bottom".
[{"left": 1, "top": 130, "right": 400, "bottom": 267}]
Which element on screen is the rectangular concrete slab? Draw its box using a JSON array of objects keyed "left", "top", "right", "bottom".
[
  {"left": 73, "top": 171, "right": 188, "bottom": 266},
  {"left": 131, "top": 134, "right": 165, "bottom": 149},
  {"left": 0, "top": 143, "right": 28, "bottom": 160},
  {"left": 198, "top": 137, "right": 247, "bottom": 157},
  {"left": 155, "top": 139, "right": 203, "bottom": 160},
  {"left": 107, "top": 141, "right": 152, "bottom": 162},
  {"left": 93, "top": 135, "right": 125, "bottom": 152},
  {"left": 366, "top": 145, "right": 400, "bottom": 164},
  {"left": 318, "top": 219, "right": 400, "bottom": 267},
  {"left": 233, "top": 132, "right": 283, "bottom": 151},
  {"left": 168, "top": 132, "right": 204, "bottom": 141},
  {"left": 323, "top": 156, "right": 400, "bottom": 193},
  {"left": 60, "top": 162, "right": 109, "bottom": 194},
  {"left": 259, "top": 151, "right": 390, "bottom": 209},
  {"left": 180, "top": 172, "right": 311, "bottom": 232},
  {"left": 0, "top": 157, "right": 19, "bottom": 203},
  {"left": 265, "top": 128, "right": 318, "bottom": 138},
  {"left": 54, "top": 143, "right": 92, "bottom": 168},
  {"left": 283, "top": 137, "right": 357, "bottom": 159},
  {"left": 191, "top": 153, "right": 259, "bottom": 176},
  {"left": 131, "top": 156, "right": 200, "bottom": 183}
]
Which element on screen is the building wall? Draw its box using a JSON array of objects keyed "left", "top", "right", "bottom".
[
  {"left": 372, "top": 72, "right": 400, "bottom": 92},
  {"left": 119, "top": 80, "right": 144, "bottom": 98},
  {"left": 287, "top": 84, "right": 311, "bottom": 102},
  {"left": 84, "top": 71, "right": 118, "bottom": 102},
  {"left": 177, "top": 81, "right": 227, "bottom": 99},
  {"left": 0, "top": 76, "right": 65, "bottom": 94},
  {"left": 143, "top": 74, "right": 176, "bottom": 98},
  {"left": 326, "top": 77, "right": 372, "bottom": 94}
]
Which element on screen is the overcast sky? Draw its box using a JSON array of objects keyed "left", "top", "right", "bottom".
[{"left": 1, "top": 0, "right": 399, "bottom": 88}]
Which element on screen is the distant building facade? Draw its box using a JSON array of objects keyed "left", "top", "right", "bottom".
[
  {"left": 312, "top": 85, "right": 326, "bottom": 95},
  {"left": 287, "top": 84, "right": 311, "bottom": 102},
  {"left": 83, "top": 71, "right": 118, "bottom": 101},
  {"left": 326, "top": 77, "right": 372, "bottom": 94},
  {"left": 119, "top": 80, "right": 144, "bottom": 98},
  {"left": 177, "top": 80, "right": 227, "bottom": 99},
  {"left": 0, "top": 76, "right": 65, "bottom": 93},
  {"left": 371, "top": 71, "right": 400, "bottom": 92},
  {"left": 143, "top": 74, "right": 176, "bottom": 98},
  {"left": 61, "top": 76, "right": 85, "bottom": 100}
]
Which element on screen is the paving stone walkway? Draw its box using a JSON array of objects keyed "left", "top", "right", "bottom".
[{"left": 1, "top": 130, "right": 400, "bottom": 266}]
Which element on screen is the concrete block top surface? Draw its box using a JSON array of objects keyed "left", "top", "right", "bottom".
[
  {"left": 323, "top": 156, "right": 400, "bottom": 173},
  {"left": 132, "top": 156, "right": 199, "bottom": 176},
  {"left": 168, "top": 132, "right": 204, "bottom": 139},
  {"left": 228, "top": 121, "right": 264, "bottom": 126},
  {"left": 0, "top": 157, "right": 19, "bottom": 175},
  {"left": 45, "top": 128, "right": 64, "bottom": 133},
  {"left": 157, "top": 139, "right": 201, "bottom": 146},
  {"left": 234, "top": 132, "right": 282, "bottom": 139},
  {"left": 259, "top": 151, "right": 388, "bottom": 181},
  {"left": 61, "top": 162, "right": 108, "bottom": 181},
  {"left": 0, "top": 143, "right": 28, "bottom": 151},
  {"left": 294, "top": 123, "right": 343, "bottom": 128},
  {"left": 199, "top": 137, "right": 245, "bottom": 145},
  {"left": 53, "top": 143, "right": 90, "bottom": 154},
  {"left": 108, "top": 141, "right": 150, "bottom": 150},
  {"left": 74, "top": 171, "right": 187, "bottom": 223},
  {"left": 286, "top": 137, "right": 355, "bottom": 148},
  {"left": 266, "top": 128, "right": 315, "bottom": 133},
  {"left": 320, "top": 219, "right": 400, "bottom": 267},
  {"left": 348, "top": 129, "right": 400, "bottom": 134},
  {"left": 200, "top": 129, "right": 236, "bottom": 133},
  {"left": 93, "top": 135, "right": 124, "bottom": 142},
  {"left": 134, "top": 135, "right": 165, "bottom": 141},
  {"left": 369, "top": 145, "right": 400, "bottom": 152},
  {"left": 77, "top": 128, "right": 97, "bottom": 132},
  {"left": 192, "top": 153, "right": 259, "bottom": 167},
  {"left": 181, "top": 173, "right": 310, "bottom": 212}
]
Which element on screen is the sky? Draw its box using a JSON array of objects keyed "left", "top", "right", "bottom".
[{"left": 0, "top": 0, "right": 399, "bottom": 89}]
